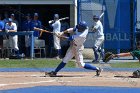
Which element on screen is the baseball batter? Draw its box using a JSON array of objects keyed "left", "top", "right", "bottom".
[
  {"left": 92, "top": 15, "right": 104, "bottom": 63},
  {"left": 46, "top": 21, "right": 102, "bottom": 77},
  {"left": 50, "top": 14, "right": 61, "bottom": 59},
  {"left": 5, "top": 18, "right": 19, "bottom": 56}
]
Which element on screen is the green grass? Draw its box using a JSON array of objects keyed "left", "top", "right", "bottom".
[
  {"left": 0, "top": 59, "right": 75, "bottom": 68},
  {"left": 110, "top": 62, "right": 140, "bottom": 68}
]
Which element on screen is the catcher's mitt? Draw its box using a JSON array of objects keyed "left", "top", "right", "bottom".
[
  {"left": 133, "top": 70, "right": 140, "bottom": 78},
  {"left": 103, "top": 52, "right": 114, "bottom": 63}
]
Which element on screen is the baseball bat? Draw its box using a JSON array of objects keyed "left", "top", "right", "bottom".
[
  {"left": 48, "top": 17, "right": 69, "bottom": 24},
  {"left": 34, "top": 27, "right": 68, "bottom": 38},
  {"left": 34, "top": 27, "right": 53, "bottom": 37},
  {"left": 99, "top": 12, "right": 104, "bottom": 19}
]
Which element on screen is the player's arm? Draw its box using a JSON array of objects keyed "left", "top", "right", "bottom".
[
  {"left": 115, "top": 52, "right": 131, "bottom": 57},
  {"left": 92, "top": 23, "right": 99, "bottom": 32},
  {"left": 64, "top": 28, "right": 74, "bottom": 33},
  {"left": 0, "top": 22, "right": 4, "bottom": 32},
  {"left": 8, "top": 23, "right": 17, "bottom": 32},
  {"left": 60, "top": 28, "right": 74, "bottom": 35},
  {"left": 5, "top": 24, "right": 10, "bottom": 32},
  {"left": 55, "top": 28, "right": 74, "bottom": 37},
  {"left": 103, "top": 52, "right": 133, "bottom": 63}
]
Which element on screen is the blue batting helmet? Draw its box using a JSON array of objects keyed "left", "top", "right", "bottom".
[
  {"left": 76, "top": 21, "right": 88, "bottom": 31},
  {"left": 93, "top": 15, "right": 100, "bottom": 20}
]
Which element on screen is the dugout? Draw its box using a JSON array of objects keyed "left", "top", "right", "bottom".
[{"left": 0, "top": 0, "right": 77, "bottom": 58}]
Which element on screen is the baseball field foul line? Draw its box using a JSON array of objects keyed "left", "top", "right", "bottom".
[{"left": 0, "top": 80, "right": 55, "bottom": 87}]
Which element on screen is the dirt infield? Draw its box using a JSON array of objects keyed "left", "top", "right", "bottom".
[{"left": 0, "top": 71, "right": 140, "bottom": 90}]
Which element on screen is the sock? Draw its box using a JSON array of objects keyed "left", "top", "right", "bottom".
[
  {"left": 93, "top": 48, "right": 99, "bottom": 60},
  {"left": 84, "top": 63, "right": 99, "bottom": 70},
  {"left": 54, "top": 62, "right": 66, "bottom": 73},
  {"left": 99, "top": 49, "right": 104, "bottom": 59},
  {"left": 12, "top": 49, "right": 15, "bottom": 55},
  {"left": 58, "top": 49, "right": 61, "bottom": 56},
  {"left": 15, "top": 50, "right": 20, "bottom": 56},
  {"left": 56, "top": 49, "right": 61, "bottom": 57}
]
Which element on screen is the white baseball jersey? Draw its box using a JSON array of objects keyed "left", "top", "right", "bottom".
[
  {"left": 93, "top": 20, "right": 104, "bottom": 39},
  {"left": 52, "top": 20, "right": 61, "bottom": 49},
  {"left": 5, "top": 22, "right": 19, "bottom": 51},
  {"left": 63, "top": 27, "right": 89, "bottom": 67},
  {"left": 93, "top": 20, "right": 104, "bottom": 49}
]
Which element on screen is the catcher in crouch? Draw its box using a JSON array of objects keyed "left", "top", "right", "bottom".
[
  {"left": 46, "top": 21, "right": 102, "bottom": 77},
  {"left": 103, "top": 41, "right": 140, "bottom": 63}
]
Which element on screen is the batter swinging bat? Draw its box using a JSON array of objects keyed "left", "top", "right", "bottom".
[{"left": 48, "top": 17, "right": 69, "bottom": 24}]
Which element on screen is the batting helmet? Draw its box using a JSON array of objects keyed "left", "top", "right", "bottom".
[
  {"left": 54, "top": 14, "right": 59, "bottom": 19},
  {"left": 76, "top": 21, "right": 88, "bottom": 31},
  {"left": 93, "top": 15, "right": 100, "bottom": 20}
]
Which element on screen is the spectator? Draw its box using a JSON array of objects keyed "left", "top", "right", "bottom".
[
  {"left": 0, "top": 14, "right": 5, "bottom": 48},
  {"left": 31, "top": 13, "right": 42, "bottom": 38},
  {"left": 10, "top": 13, "right": 19, "bottom": 28},
  {"left": 5, "top": 18, "right": 19, "bottom": 57},
  {"left": 22, "top": 13, "right": 32, "bottom": 57},
  {"left": 3, "top": 12, "right": 9, "bottom": 24}
]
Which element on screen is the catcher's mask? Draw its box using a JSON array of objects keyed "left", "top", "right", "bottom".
[{"left": 76, "top": 21, "right": 87, "bottom": 32}]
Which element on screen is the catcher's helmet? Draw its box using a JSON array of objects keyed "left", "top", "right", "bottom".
[{"left": 76, "top": 21, "right": 88, "bottom": 31}]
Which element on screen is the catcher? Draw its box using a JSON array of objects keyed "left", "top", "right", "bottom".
[
  {"left": 103, "top": 42, "right": 140, "bottom": 78},
  {"left": 103, "top": 41, "right": 140, "bottom": 63}
]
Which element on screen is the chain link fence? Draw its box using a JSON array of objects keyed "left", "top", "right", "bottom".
[{"left": 79, "top": 0, "right": 136, "bottom": 59}]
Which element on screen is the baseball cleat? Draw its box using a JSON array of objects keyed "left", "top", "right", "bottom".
[
  {"left": 45, "top": 71, "right": 57, "bottom": 77},
  {"left": 92, "top": 60, "right": 100, "bottom": 63},
  {"left": 96, "top": 68, "right": 103, "bottom": 76}
]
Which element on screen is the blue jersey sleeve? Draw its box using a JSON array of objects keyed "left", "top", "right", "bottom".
[{"left": 0, "top": 21, "right": 4, "bottom": 30}]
